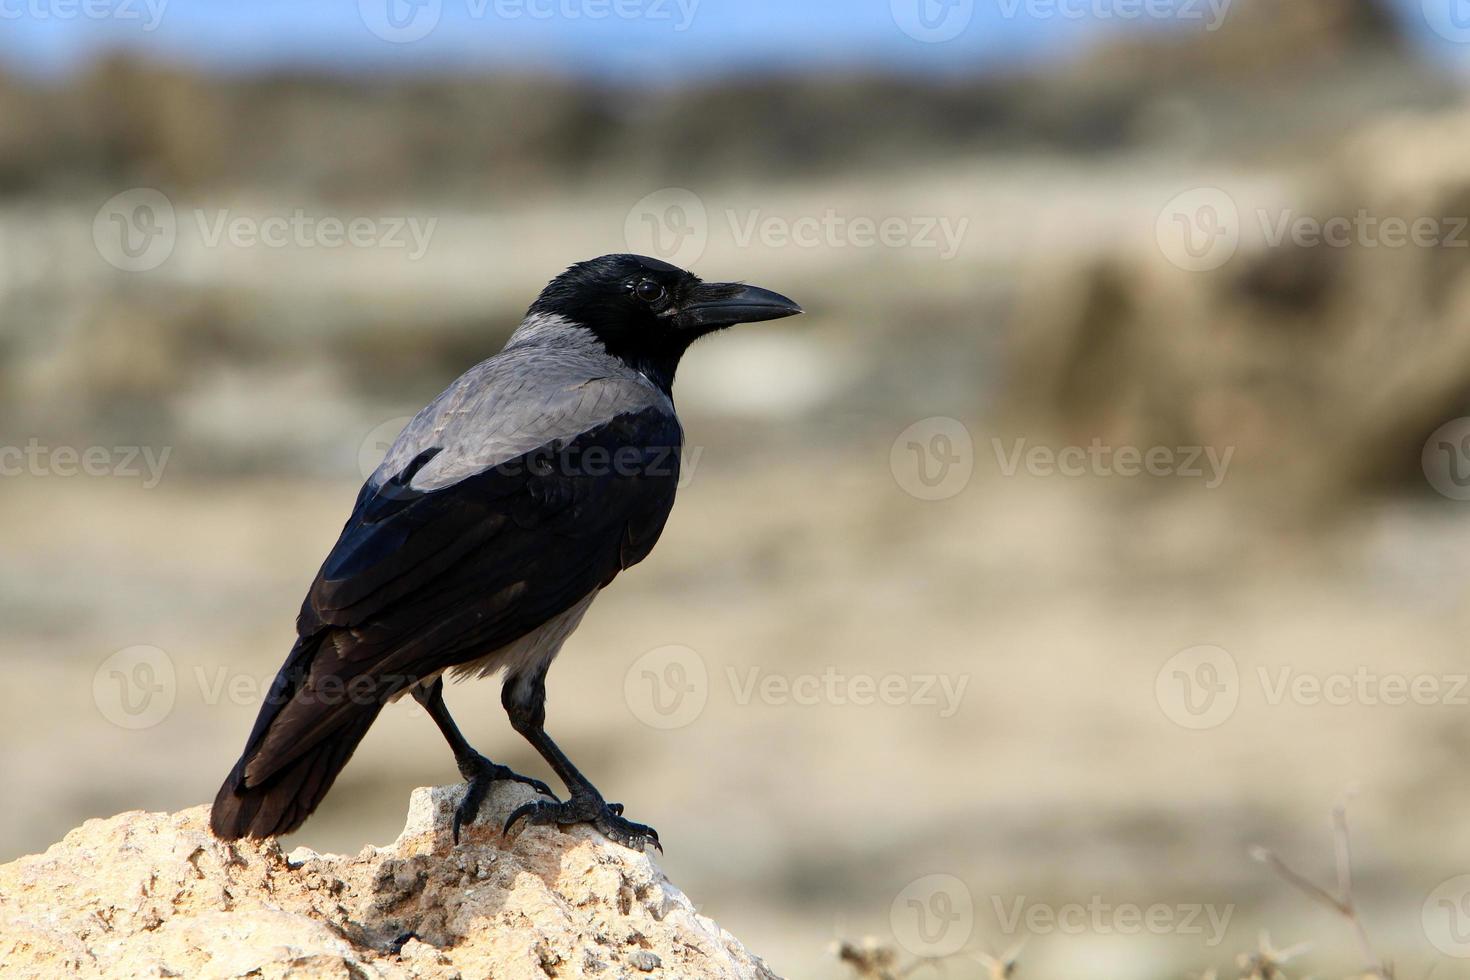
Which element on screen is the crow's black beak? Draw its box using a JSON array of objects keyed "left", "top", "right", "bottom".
[{"left": 678, "top": 282, "right": 803, "bottom": 330}]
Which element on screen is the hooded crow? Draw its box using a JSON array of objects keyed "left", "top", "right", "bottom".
[{"left": 210, "top": 254, "right": 802, "bottom": 851}]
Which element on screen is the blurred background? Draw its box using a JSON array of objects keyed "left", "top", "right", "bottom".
[{"left": 5, "top": 0, "right": 1470, "bottom": 976}]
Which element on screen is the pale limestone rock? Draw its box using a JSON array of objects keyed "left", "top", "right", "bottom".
[{"left": 0, "top": 783, "right": 778, "bottom": 980}]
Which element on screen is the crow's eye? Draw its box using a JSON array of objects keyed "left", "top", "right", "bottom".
[{"left": 634, "top": 280, "right": 665, "bottom": 303}]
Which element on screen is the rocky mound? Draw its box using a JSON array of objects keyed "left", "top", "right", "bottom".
[
  {"left": 0, "top": 783, "right": 776, "bottom": 979},
  {"left": 1005, "top": 104, "right": 1470, "bottom": 508}
]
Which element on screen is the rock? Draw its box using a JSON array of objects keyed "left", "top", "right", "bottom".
[
  {"left": 0, "top": 783, "right": 779, "bottom": 980},
  {"left": 1005, "top": 103, "right": 1470, "bottom": 508}
]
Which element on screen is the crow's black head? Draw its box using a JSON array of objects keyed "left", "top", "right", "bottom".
[{"left": 527, "top": 254, "right": 802, "bottom": 391}]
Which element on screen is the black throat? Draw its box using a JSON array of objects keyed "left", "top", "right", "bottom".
[{"left": 591, "top": 333, "right": 687, "bottom": 396}]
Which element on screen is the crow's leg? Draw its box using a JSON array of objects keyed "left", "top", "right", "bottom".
[
  {"left": 499, "top": 667, "right": 660, "bottom": 852},
  {"left": 411, "top": 677, "right": 555, "bottom": 842}
]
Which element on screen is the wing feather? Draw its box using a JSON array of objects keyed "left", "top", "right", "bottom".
[{"left": 246, "top": 405, "right": 681, "bottom": 782}]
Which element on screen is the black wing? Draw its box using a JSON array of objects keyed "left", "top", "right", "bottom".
[{"left": 241, "top": 406, "right": 682, "bottom": 785}]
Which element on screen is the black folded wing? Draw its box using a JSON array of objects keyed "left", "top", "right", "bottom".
[{"left": 241, "top": 406, "right": 682, "bottom": 785}]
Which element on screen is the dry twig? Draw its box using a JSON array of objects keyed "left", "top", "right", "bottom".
[{"left": 1249, "top": 799, "right": 1392, "bottom": 979}]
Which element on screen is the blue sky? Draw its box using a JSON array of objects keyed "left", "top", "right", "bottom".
[{"left": 0, "top": 0, "right": 1462, "bottom": 80}]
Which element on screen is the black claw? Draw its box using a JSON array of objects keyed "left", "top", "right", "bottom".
[
  {"left": 452, "top": 789, "right": 481, "bottom": 844},
  {"left": 504, "top": 773, "right": 553, "bottom": 798},
  {"left": 451, "top": 754, "right": 555, "bottom": 844},
  {"left": 501, "top": 795, "right": 659, "bottom": 852},
  {"left": 503, "top": 801, "right": 539, "bottom": 836},
  {"left": 457, "top": 754, "right": 553, "bottom": 797}
]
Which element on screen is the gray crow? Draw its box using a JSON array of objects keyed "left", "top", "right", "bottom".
[{"left": 209, "top": 254, "right": 801, "bottom": 852}]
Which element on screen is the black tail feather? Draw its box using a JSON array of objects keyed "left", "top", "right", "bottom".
[
  {"left": 209, "top": 633, "right": 381, "bottom": 841},
  {"left": 210, "top": 703, "right": 379, "bottom": 840}
]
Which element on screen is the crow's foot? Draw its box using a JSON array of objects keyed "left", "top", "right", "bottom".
[
  {"left": 504, "top": 793, "right": 660, "bottom": 853},
  {"left": 453, "top": 754, "right": 555, "bottom": 843}
]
